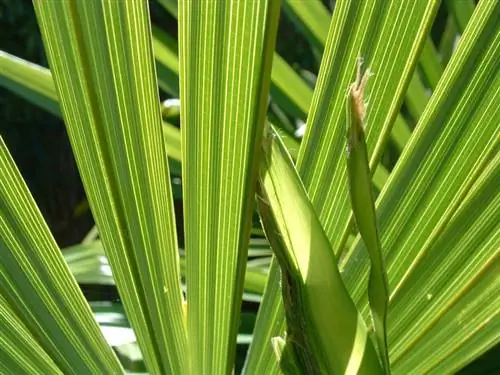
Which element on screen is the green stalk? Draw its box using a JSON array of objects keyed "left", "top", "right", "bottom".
[{"left": 346, "top": 59, "right": 390, "bottom": 374}]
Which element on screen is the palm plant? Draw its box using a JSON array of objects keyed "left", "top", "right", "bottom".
[{"left": 0, "top": 0, "right": 498, "bottom": 374}]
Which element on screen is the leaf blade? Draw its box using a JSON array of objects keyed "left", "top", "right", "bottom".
[
  {"left": 0, "top": 138, "right": 123, "bottom": 373},
  {"left": 34, "top": 2, "right": 188, "bottom": 373},
  {"left": 340, "top": 2, "right": 500, "bottom": 371},
  {"left": 246, "top": 2, "right": 440, "bottom": 371},
  {"left": 178, "top": 1, "right": 281, "bottom": 373}
]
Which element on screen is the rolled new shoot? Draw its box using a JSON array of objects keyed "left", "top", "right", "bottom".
[
  {"left": 257, "top": 124, "right": 383, "bottom": 374},
  {"left": 346, "top": 59, "right": 390, "bottom": 374}
]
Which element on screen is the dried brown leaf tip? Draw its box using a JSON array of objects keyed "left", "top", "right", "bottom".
[
  {"left": 350, "top": 57, "right": 373, "bottom": 125},
  {"left": 347, "top": 58, "right": 373, "bottom": 152}
]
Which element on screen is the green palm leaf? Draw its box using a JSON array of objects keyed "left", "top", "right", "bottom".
[
  {"left": 0, "top": 1, "right": 497, "bottom": 374},
  {"left": 0, "top": 295, "right": 62, "bottom": 375},
  {"left": 392, "top": 155, "right": 499, "bottom": 374},
  {"left": 340, "top": 1, "right": 500, "bottom": 373},
  {"left": 0, "top": 51, "right": 182, "bottom": 173},
  {"left": 0, "top": 51, "right": 59, "bottom": 115},
  {"left": 0, "top": 11, "right": 394, "bottom": 192},
  {"left": 34, "top": 2, "right": 187, "bottom": 373},
  {"left": 0, "top": 137, "right": 123, "bottom": 373},
  {"left": 242, "top": 259, "right": 284, "bottom": 375},
  {"left": 178, "top": 1, "right": 281, "bottom": 373},
  {"left": 418, "top": 37, "right": 444, "bottom": 90},
  {"left": 63, "top": 240, "right": 268, "bottom": 296},
  {"left": 246, "top": 2, "right": 439, "bottom": 372},
  {"left": 282, "top": 0, "right": 426, "bottom": 144}
]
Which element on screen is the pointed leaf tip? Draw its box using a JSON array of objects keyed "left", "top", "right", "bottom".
[{"left": 348, "top": 58, "right": 373, "bottom": 150}]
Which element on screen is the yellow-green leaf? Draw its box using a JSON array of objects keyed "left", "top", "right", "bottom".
[
  {"left": 34, "top": 2, "right": 187, "bottom": 373},
  {"left": 0, "top": 138, "right": 123, "bottom": 374},
  {"left": 178, "top": 1, "right": 281, "bottom": 373}
]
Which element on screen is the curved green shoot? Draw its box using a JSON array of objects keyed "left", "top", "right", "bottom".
[
  {"left": 257, "top": 124, "right": 383, "bottom": 374},
  {"left": 346, "top": 60, "right": 390, "bottom": 373}
]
